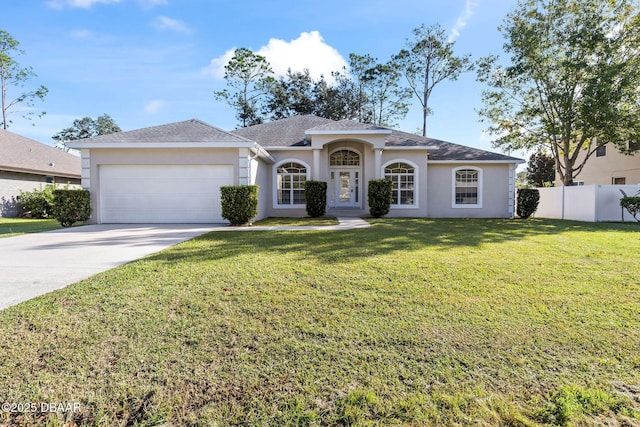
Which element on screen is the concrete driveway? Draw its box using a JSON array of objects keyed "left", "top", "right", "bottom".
[{"left": 0, "top": 224, "right": 221, "bottom": 310}]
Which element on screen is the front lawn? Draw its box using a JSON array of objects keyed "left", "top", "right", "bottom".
[
  {"left": 0, "top": 219, "right": 639, "bottom": 426},
  {"left": 0, "top": 217, "right": 61, "bottom": 238}
]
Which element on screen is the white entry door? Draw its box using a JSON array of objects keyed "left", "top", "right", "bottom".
[{"left": 332, "top": 169, "right": 360, "bottom": 207}]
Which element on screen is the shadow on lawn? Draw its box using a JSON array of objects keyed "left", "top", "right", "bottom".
[{"left": 150, "top": 218, "right": 639, "bottom": 265}]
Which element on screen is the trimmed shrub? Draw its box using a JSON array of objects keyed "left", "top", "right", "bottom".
[
  {"left": 368, "top": 179, "right": 393, "bottom": 218},
  {"left": 516, "top": 188, "right": 540, "bottom": 219},
  {"left": 305, "top": 180, "right": 327, "bottom": 217},
  {"left": 221, "top": 185, "right": 259, "bottom": 225},
  {"left": 18, "top": 185, "right": 56, "bottom": 218},
  {"left": 52, "top": 189, "right": 91, "bottom": 227},
  {"left": 620, "top": 196, "right": 640, "bottom": 223}
]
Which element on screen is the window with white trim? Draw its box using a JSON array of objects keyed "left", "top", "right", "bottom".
[
  {"left": 276, "top": 162, "right": 307, "bottom": 205},
  {"left": 385, "top": 162, "right": 415, "bottom": 206},
  {"left": 453, "top": 167, "right": 482, "bottom": 208}
]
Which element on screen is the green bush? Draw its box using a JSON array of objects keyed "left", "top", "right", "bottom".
[
  {"left": 368, "top": 179, "right": 393, "bottom": 218},
  {"left": 305, "top": 181, "right": 327, "bottom": 217},
  {"left": 52, "top": 189, "right": 91, "bottom": 227},
  {"left": 18, "top": 185, "right": 56, "bottom": 218},
  {"left": 221, "top": 185, "right": 259, "bottom": 225},
  {"left": 620, "top": 196, "right": 640, "bottom": 223},
  {"left": 516, "top": 188, "right": 540, "bottom": 219}
]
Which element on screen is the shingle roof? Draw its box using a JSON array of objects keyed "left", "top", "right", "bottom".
[
  {"left": 232, "top": 115, "right": 332, "bottom": 146},
  {"left": 231, "top": 115, "right": 522, "bottom": 162},
  {"left": 386, "top": 129, "right": 521, "bottom": 161},
  {"left": 307, "top": 119, "right": 388, "bottom": 132},
  {"left": 0, "top": 129, "right": 80, "bottom": 178},
  {"left": 80, "top": 119, "right": 253, "bottom": 144}
]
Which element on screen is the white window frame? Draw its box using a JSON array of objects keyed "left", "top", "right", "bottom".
[
  {"left": 452, "top": 166, "right": 483, "bottom": 209},
  {"left": 382, "top": 159, "right": 419, "bottom": 209},
  {"left": 273, "top": 159, "right": 310, "bottom": 209}
]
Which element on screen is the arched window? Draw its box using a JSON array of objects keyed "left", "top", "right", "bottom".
[
  {"left": 276, "top": 161, "right": 307, "bottom": 206},
  {"left": 384, "top": 162, "right": 416, "bottom": 206},
  {"left": 453, "top": 167, "right": 482, "bottom": 207},
  {"left": 330, "top": 150, "right": 360, "bottom": 166}
]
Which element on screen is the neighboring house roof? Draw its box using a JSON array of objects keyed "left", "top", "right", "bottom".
[
  {"left": 0, "top": 129, "right": 80, "bottom": 178},
  {"left": 77, "top": 118, "right": 254, "bottom": 144},
  {"left": 232, "top": 115, "right": 523, "bottom": 162}
]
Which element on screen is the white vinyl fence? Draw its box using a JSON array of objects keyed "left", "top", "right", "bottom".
[{"left": 534, "top": 184, "right": 640, "bottom": 222}]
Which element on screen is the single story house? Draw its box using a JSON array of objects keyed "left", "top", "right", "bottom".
[
  {"left": 68, "top": 115, "right": 524, "bottom": 224},
  {"left": 0, "top": 129, "right": 81, "bottom": 217}
]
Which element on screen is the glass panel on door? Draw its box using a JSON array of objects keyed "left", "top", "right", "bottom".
[{"left": 339, "top": 172, "right": 351, "bottom": 202}]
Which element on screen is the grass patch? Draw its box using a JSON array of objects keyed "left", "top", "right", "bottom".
[
  {"left": 0, "top": 217, "right": 61, "bottom": 238},
  {"left": 0, "top": 219, "right": 639, "bottom": 425},
  {"left": 253, "top": 217, "right": 339, "bottom": 226}
]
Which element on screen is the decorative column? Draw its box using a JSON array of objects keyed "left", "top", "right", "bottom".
[
  {"left": 373, "top": 148, "right": 383, "bottom": 179},
  {"left": 312, "top": 148, "right": 321, "bottom": 180},
  {"left": 238, "top": 148, "right": 250, "bottom": 185}
]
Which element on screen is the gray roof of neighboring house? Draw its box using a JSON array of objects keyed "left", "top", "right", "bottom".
[
  {"left": 79, "top": 119, "right": 253, "bottom": 144},
  {"left": 0, "top": 129, "right": 80, "bottom": 178},
  {"left": 232, "top": 115, "right": 523, "bottom": 162}
]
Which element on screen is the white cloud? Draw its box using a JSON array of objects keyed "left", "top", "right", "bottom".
[
  {"left": 69, "top": 29, "right": 93, "bottom": 39},
  {"left": 449, "top": 0, "right": 479, "bottom": 42},
  {"left": 138, "top": 0, "right": 167, "bottom": 9},
  {"left": 143, "top": 100, "right": 167, "bottom": 114},
  {"left": 151, "top": 16, "right": 194, "bottom": 34},
  {"left": 47, "top": 0, "right": 122, "bottom": 9},
  {"left": 203, "top": 31, "right": 348, "bottom": 82}
]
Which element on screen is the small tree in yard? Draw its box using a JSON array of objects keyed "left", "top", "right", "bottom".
[
  {"left": 527, "top": 151, "right": 556, "bottom": 187},
  {"left": 220, "top": 185, "right": 259, "bottom": 226},
  {"left": 620, "top": 197, "right": 640, "bottom": 223},
  {"left": 516, "top": 188, "right": 540, "bottom": 219},
  {"left": 368, "top": 179, "right": 393, "bottom": 218},
  {"left": 305, "top": 181, "right": 327, "bottom": 218}
]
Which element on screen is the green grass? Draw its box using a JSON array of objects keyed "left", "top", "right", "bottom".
[
  {"left": 0, "top": 217, "right": 61, "bottom": 238},
  {"left": 0, "top": 219, "right": 639, "bottom": 426},
  {"left": 253, "top": 217, "right": 340, "bottom": 226}
]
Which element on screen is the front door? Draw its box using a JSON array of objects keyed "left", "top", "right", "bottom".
[{"left": 332, "top": 169, "right": 360, "bottom": 207}]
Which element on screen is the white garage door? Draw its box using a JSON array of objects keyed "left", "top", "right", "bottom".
[{"left": 99, "top": 165, "right": 233, "bottom": 223}]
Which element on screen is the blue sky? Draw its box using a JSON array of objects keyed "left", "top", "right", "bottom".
[{"left": 2, "top": 0, "right": 522, "bottom": 159}]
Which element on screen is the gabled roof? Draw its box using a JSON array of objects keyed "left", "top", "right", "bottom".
[
  {"left": 231, "top": 115, "right": 523, "bottom": 162},
  {"left": 232, "top": 115, "right": 332, "bottom": 146},
  {"left": 0, "top": 129, "right": 80, "bottom": 178},
  {"left": 75, "top": 119, "right": 253, "bottom": 144}
]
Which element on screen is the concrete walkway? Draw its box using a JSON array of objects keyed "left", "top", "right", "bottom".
[
  {"left": 224, "top": 217, "right": 371, "bottom": 231},
  {"left": 0, "top": 218, "right": 369, "bottom": 310}
]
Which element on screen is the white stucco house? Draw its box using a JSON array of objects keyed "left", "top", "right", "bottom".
[{"left": 68, "top": 115, "right": 524, "bottom": 224}]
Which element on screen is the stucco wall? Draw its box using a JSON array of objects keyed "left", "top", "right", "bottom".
[
  {"left": 0, "top": 171, "right": 80, "bottom": 217},
  {"left": 557, "top": 146, "right": 640, "bottom": 185},
  {"left": 264, "top": 145, "right": 431, "bottom": 218},
  {"left": 380, "top": 150, "right": 428, "bottom": 218},
  {"left": 427, "top": 163, "right": 514, "bottom": 218}
]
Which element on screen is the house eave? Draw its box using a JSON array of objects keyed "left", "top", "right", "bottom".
[
  {"left": 428, "top": 159, "right": 526, "bottom": 164},
  {"left": 382, "top": 146, "right": 438, "bottom": 151},
  {"left": 67, "top": 141, "right": 259, "bottom": 149},
  {"left": 0, "top": 165, "right": 80, "bottom": 179}
]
